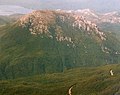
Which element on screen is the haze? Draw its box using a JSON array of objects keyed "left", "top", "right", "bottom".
[{"left": 0, "top": 0, "right": 120, "bottom": 12}]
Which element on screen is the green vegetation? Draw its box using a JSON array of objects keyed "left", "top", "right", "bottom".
[
  {"left": 0, "top": 64, "right": 120, "bottom": 95},
  {"left": 0, "top": 14, "right": 22, "bottom": 25},
  {"left": 0, "top": 11, "right": 120, "bottom": 95},
  {"left": 0, "top": 14, "right": 120, "bottom": 79}
]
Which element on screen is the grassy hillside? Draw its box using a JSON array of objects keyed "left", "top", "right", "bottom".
[{"left": 0, "top": 64, "right": 120, "bottom": 95}]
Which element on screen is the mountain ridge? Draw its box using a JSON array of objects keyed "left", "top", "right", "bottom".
[{"left": 56, "top": 9, "right": 120, "bottom": 24}]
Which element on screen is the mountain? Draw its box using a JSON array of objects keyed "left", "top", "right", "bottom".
[
  {"left": 0, "top": 5, "right": 33, "bottom": 16},
  {"left": 0, "top": 10, "right": 120, "bottom": 79},
  {"left": 64, "top": 9, "right": 120, "bottom": 24},
  {"left": 100, "top": 12, "right": 120, "bottom": 24}
]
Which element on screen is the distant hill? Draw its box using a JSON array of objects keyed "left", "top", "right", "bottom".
[
  {"left": 64, "top": 9, "right": 120, "bottom": 24},
  {"left": 0, "top": 5, "right": 32, "bottom": 25},
  {"left": 0, "top": 14, "right": 23, "bottom": 25}
]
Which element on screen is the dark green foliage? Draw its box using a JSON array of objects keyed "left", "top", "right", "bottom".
[{"left": 0, "top": 64, "right": 120, "bottom": 95}]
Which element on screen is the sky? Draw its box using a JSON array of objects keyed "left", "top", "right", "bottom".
[{"left": 0, "top": 0, "right": 120, "bottom": 12}]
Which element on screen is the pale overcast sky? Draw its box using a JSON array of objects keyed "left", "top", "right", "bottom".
[{"left": 0, "top": 0, "right": 120, "bottom": 12}]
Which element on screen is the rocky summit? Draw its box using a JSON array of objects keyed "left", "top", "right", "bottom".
[{"left": 19, "top": 10, "right": 106, "bottom": 41}]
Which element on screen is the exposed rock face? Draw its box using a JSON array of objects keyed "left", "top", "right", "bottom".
[
  {"left": 20, "top": 10, "right": 55, "bottom": 35},
  {"left": 72, "top": 15, "right": 106, "bottom": 40},
  {"left": 19, "top": 10, "right": 106, "bottom": 41}
]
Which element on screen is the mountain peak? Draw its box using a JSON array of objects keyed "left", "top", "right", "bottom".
[
  {"left": 19, "top": 10, "right": 106, "bottom": 41},
  {"left": 104, "top": 11, "right": 119, "bottom": 16},
  {"left": 19, "top": 10, "right": 56, "bottom": 34},
  {"left": 75, "top": 9, "right": 99, "bottom": 19},
  {"left": 76, "top": 9, "right": 92, "bottom": 12}
]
